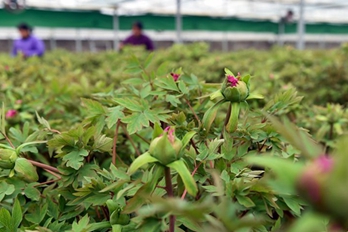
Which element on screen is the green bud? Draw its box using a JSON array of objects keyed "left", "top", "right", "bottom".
[
  {"left": 14, "top": 158, "right": 39, "bottom": 182},
  {"left": 148, "top": 127, "right": 183, "bottom": 166},
  {"left": 0, "top": 149, "right": 18, "bottom": 169},
  {"left": 221, "top": 75, "right": 249, "bottom": 103}
]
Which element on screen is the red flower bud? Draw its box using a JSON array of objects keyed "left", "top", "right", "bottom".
[{"left": 5, "top": 109, "right": 17, "bottom": 119}]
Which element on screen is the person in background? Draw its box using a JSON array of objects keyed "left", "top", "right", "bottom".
[
  {"left": 121, "top": 22, "right": 154, "bottom": 51},
  {"left": 12, "top": 23, "right": 45, "bottom": 57}
]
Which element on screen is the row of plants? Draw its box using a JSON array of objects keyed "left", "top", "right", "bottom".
[{"left": 0, "top": 44, "right": 348, "bottom": 231}]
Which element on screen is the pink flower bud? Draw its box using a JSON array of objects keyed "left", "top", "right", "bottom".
[
  {"left": 4, "top": 66, "right": 9, "bottom": 71},
  {"left": 15, "top": 100, "right": 22, "bottom": 104},
  {"left": 170, "top": 73, "right": 180, "bottom": 82},
  {"left": 5, "top": 110, "right": 17, "bottom": 119},
  {"left": 227, "top": 75, "right": 238, "bottom": 87},
  {"left": 297, "top": 155, "right": 333, "bottom": 204}
]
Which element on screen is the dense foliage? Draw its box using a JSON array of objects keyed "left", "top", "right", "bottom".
[{"left": 0, "top": 43, "right": 348, "bottom": 232}]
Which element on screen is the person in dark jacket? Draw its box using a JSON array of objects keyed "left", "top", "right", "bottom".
[
  {"left": 121, "top": 22, "right": 154, "bottom": 51},
  {"left": 12, "top": 23, "right": 45, "bottom": 57}
]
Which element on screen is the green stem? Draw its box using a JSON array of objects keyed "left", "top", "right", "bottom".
[
  {"left": 164, "top": 167, "right": 175, "bottom": 232},
  {"left": 112, "top": 120, "right": 121, "bottom": 165},
  {"left": 226, "top": 102, "right": 240, "bottom": 133}
]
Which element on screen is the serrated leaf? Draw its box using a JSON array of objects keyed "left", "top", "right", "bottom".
[
  {"left": 155, "top": 76, "right": 179, "bottom": 92},
  {"left": 106, "top": 106, "right": 125, "bottom": 129},
  {"left": 81, "top": 98, "right": 107, "bottom": 117},
  {"left": 113, "top": 98, "right": 144, "bottom": 112},
  {"left": 63, "top": 149, "right": 89, "bottom": 170},
  {"left": 122, "top": 112, "right": 149, "bottom": 135}
]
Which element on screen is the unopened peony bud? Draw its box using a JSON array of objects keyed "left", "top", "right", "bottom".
[
  {"left": 221, "top": 75, "right": 249, "bottom": 103},
  {"left": 171, "top": 73, "right": 180, "bottom": 82},
  {"left": 297, "top": 155, "right": 333, "bottom": 207},
  {"left": 148, "top": 127, "right": 183, "bottom": 165},
  {"left": 14, "top": 158, "right": 39, "bottom": 182},
  {"left": 6, "top": 110, "right": 17, "bottom": 119},
  {"left": 0, "top": 149, "right": 18, "bottom": 169}
]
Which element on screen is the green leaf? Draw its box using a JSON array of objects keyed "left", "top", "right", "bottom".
[
  {"left": 156, "top": 62, "right": 169, "bottom": 77},
  {"left": 246, "top": 156, "right": 304, "bottom": 194},
  {"left": 144, "top": 53, "right": 154, "bottom": 69},
  {"left": 202, "top": 99, "right": 225, "bottom": 133},
  {"left": 224, "top": 68, "right": 234, "bottom": 76},
  {"left": 112, "top": 224, "right": 122, "bottom": 232},
  {"left": 236, "top": 195, "right": 255, "bottom": 208},
  {"left": 114, "top": 98, "right": 144, "bottom": 112},
  {"left": 122, "top": 112, "right": 149, "bottom": 135},
  {"left": 266, "top": 116, "right": 322, "bottom": 158},
  {"left": 63, "top": 149, "right": 89, "bottom": 170},
  {"left": 71, "top": 215, "right": 90, "bottom": 232},
  {"left": 155, "top": 76, "right": 179, "bottom": 92},
  {"left": 99, "top": 180, "right": 128, "bottom": 193},
  {"left": 89, "top": 221, "right": 111, "bottom": 231},
  {"left": 128, "top": 152, "right": 159, "bottom": 175},
  {"left": 246, "top": 93, "right": 264, "bottom": 100},
  {"left": 1, "top": 102, "right": 6, "bottom": 134},
  {"left": 12, "top": 198, "right": 22, "bottom": 229},
  {"left": 81, "top": 98, "right": 107, "bottom": 117},
  {"left": 167, "top": 159, "right": 198, "bottom": 196},
  {"left": 0, "top": 208, "right": 12, "bottom": 232},
  {"left": 25, "top": 203, "right": 48, "bottom": 225},
  {"left": 36, "top": 112, "right": 51, "bottom": 130},
  {"left": 178, "top": 81, "right": 189, "bottom": 95},
  {"left": 283, "top": 197, "right": 301, "bottom": 216},
  {"left": 152, "top": 123, "right": 163, "bottom": 139},
  {"left": 106, "top": 106, "right": 125, "bottom": 129},
  {"left": 181, "top": 131, "right": 196, "bottom": 151},
  {"left": 24, "top": 185, "right": 41, "bottom": 201}
]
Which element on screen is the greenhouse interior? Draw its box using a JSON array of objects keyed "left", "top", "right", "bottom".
[
  {"left": 1, "top": 0, "right": 348, "bottom": 52},
  {"left": 2, "top": 1, "right": 348, "bottom": 232}
]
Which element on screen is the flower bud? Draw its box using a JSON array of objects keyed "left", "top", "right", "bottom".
[
  {"left": 297, "top": 155, "right": 333, "bottom": 211},
  {"left": 6, "top": 109, "right": 17, "bottom": 119},
  {"left": 0, "top": 149, "right": 18, "bottom": 169},
  {"left": 171, "top": 73, "right": 180, "bottom": 82},
  {"left": 148, "top": 127, "right": 183, "bottom": 165},
  {"left": 14, "top": 158, "right": 39, "bottom": 182},
  {"left": 221, "top": 75, "right": 249, "bottom": 103}
]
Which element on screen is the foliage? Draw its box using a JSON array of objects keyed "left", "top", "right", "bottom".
[{"left": 0, "top": 44, "right": 348, "bottom": 231}]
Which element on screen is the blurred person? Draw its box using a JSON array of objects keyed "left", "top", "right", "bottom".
[
  {"left": 121, "top": 22, "right": 154, "bottom": 51},
  {"left": 12, "top": 23, "right": 45, "bottom": 57},
  {"left": 278, "top": 10, "right": 294, "bottom": 46}
]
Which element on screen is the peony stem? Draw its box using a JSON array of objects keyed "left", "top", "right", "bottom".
[
  {"left": 112, "top": 120, "right": 121, "bottom": 165},
  {"left": 164, "top": 167, "right": 175, "bottom": 232},
  {"left": 28, "top": 160, "right": 60, "bottom": 174}
]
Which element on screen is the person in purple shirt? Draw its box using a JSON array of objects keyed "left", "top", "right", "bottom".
[
  {"left": 12, "top": 23, "right": 45, "bottom": 57},
  {"left": 121, "top": 22, "right": 154, "bottom": 51}
]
